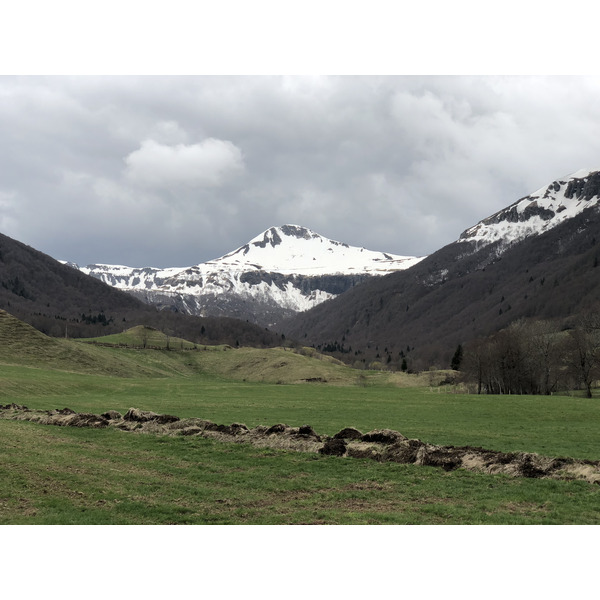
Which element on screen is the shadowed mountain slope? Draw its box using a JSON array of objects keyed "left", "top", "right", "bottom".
[
  {"left": 0, "top": 232, "right": 279, "bottom": 348},
  {"left": 283, "top": 194, "right": 600, "bottom": 371}
]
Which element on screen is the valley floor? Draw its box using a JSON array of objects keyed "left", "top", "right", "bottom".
[{"left": 1, "top": 345, "right": 600, "bottom": 525}]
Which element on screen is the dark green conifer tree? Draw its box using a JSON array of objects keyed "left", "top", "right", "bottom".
[{"left": 451, "top": 344, "right": 463, "bottom": 371}]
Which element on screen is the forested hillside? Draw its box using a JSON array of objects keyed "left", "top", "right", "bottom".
[
  {"left": 461, "top": 312, "right": 600, "bottom": 397},
  {"left": 283, "top": 205, "right": 600, "bottom": 371},
  {"left": 0, "top": 232, "right": 279, "bottom": 348}
]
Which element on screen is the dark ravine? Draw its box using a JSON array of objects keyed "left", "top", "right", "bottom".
[{"left": 2, "top": 404, "right": 599, "bottom": 485}]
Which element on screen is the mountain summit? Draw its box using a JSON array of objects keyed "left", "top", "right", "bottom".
[
  {"left": 73, "top": 225, "right": 423, "bottom": 326},
  {"left": 213, "top": 224, "right": 422, "bottom": 275}
]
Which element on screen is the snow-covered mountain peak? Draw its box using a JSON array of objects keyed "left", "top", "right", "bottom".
[
  {"left": 250, "top": 224, "right": 317, "bottom": 246},
  {"left": 459, "top": 168, "right": 600, "bottom": 249},
  {"left": 209, "top": 224, "right": 423, "bottom": 275},
  {"left": 72, "top": 225, "right": 424, "bottom": 326}
]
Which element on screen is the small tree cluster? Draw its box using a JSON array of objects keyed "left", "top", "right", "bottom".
[
  {"left": 80, "top": 312, "right": 114, "bottom": 326},
  {"left": 462, "top": 313, "right": 600, "bottom": 396}
]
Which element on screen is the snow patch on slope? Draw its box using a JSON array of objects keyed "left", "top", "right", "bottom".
[{"left": 458, "top": 168, "right": 600, "bottom": 250}]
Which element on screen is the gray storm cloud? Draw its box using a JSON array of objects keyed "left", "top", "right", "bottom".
[{"left": 1, "top": 75, "right": 599, "bottom": 268}]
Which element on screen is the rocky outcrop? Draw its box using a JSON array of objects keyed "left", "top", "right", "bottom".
[{"left": 564, "top": 171, "right": 600, "bottom": 201}]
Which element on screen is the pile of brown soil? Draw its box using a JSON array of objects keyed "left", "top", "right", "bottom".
[{"left": 2, "top": 404, "right": 599, "bottom": 484}]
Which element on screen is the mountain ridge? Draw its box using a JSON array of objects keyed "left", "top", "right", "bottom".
[
  {"left": 458, "top": 168, "right": 600, "bottom": 250},
  {"left": 70, "top": 224, "right": 424, "bottom": 326},
  {"left": 282, "top": 168, "right": 600, "bottom": 370},
  {"left": 4, "top": 166, "right": 600, "bottom": 370}
]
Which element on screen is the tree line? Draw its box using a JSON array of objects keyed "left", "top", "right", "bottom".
[{"left": 460, "top": 311, "right": 600, "bottom": 397}]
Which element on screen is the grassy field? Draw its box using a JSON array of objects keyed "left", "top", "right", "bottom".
[
  {"left": 1, "top": 313, "right": 600, "bottom": 524},
  {"left": 2, "top": 361, "right": 599, "bottom": 460},
  {"left": 3, "top": 417, "right": 600, "bottom": 525},
  {"left": 79, "top": 325, "right": 199, "bottom": 349}
]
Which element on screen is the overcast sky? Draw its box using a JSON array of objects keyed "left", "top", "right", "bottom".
[{"left": 1, "top": 74, "right": 600, "bottom": 268}]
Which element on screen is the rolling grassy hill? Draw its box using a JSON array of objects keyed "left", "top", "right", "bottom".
[
  {"left": 80, "top": 324, "right": 380, "bottom": 384},
  {"left": 0, "top": 309, "right": 392, "bottom": 385},
  {"left": 2, "top": 308, "right": 599, "bottom": 460},
  {"left": 0, "top": 309, "right": 236, "bottom": 378},
  {"left": 0, "top": 230, "right": 281, "bottom": 349},
  {"left": 80, "top": 325, "right": 200, "bottom": 350}
]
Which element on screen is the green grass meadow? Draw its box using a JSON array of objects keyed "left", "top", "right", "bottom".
[
  {"left": 1, "top": 320, "right": 600, "bottom": 525},
  {"left": 2, "top": 361, "right": 600, "bottom": 460}
]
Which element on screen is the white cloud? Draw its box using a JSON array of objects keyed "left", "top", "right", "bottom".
[{"left": 124, "top": 138, "right": 245, "bottom": 189}]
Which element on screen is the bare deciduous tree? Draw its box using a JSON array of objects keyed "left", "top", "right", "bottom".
[
  {"left": 463, "top": 316, "right": 595, "bottom": 396},
  {"left": 565, "top": 312, "right": 600, "bottom": 398}
]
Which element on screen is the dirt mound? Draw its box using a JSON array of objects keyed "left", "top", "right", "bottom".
[
  {"left": 123, "top": 408, "right": 180, "bottom": 424},
  {"left": 2, "top": 404, "right": 600, "bottom": 484},
  {"left": 11, "top": 407, "right": 110, "bottom": 428},
  {"left": 101, "top": 410, "right": 122, "bottom": 420},
  {"left": 361, "top": 429, "right": 406, "bottom": 445},
  {"left": 0, "top": 403, "right": 30, "bottom": 411},
  {"left": 333, "top": 427, "right": 363, "bottom": 440},
  {"left": 298, "top": 424, "right": 320, "bottom": 439},
  {"left": 320, "top": 438, "right": 347, "bottom": 456}
]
